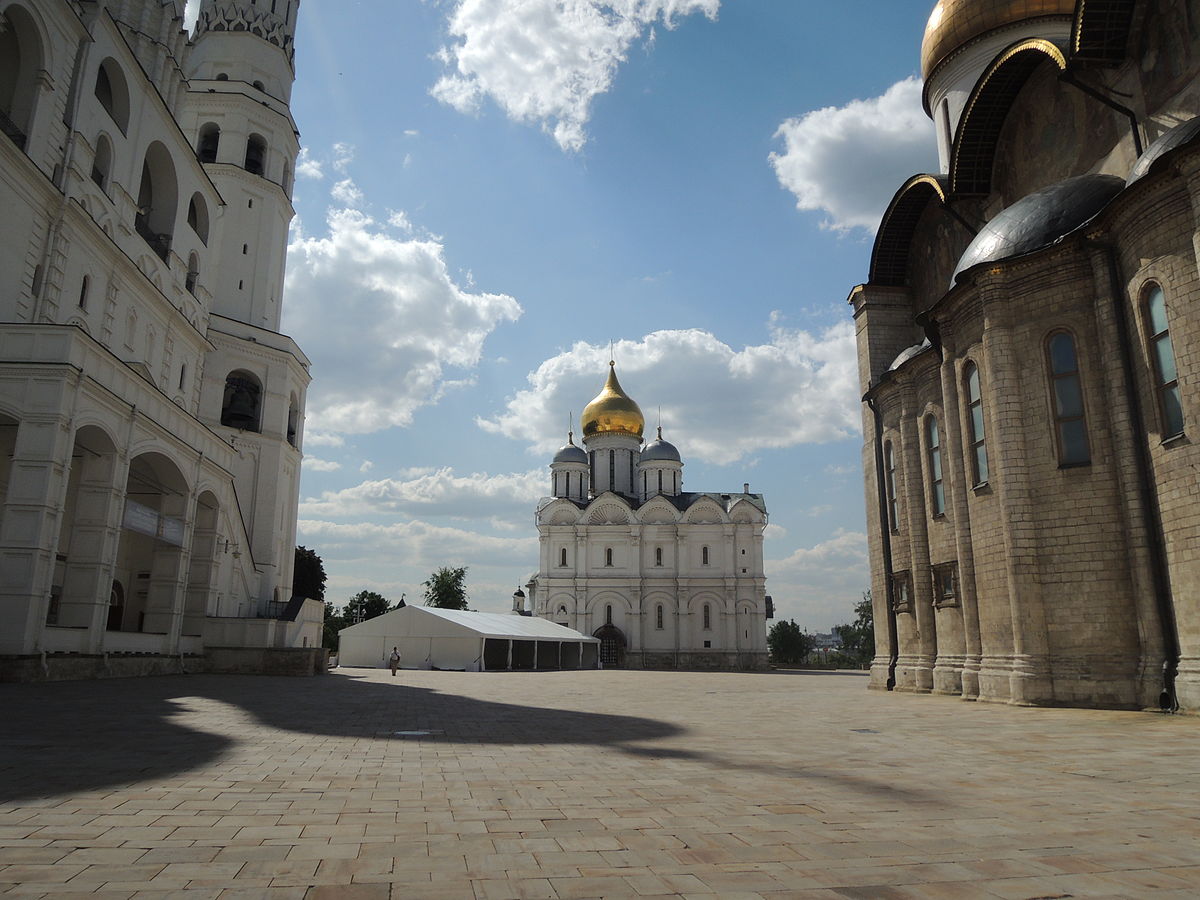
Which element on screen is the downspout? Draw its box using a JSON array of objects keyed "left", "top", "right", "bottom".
[
  {"left": 1060, "top": 71, "right": 1143, "bottom": 157},
  {"left": 866, "top": 393, "right": 899, "bottom": 690},
  {"left": 1092, "top": 238, "right": 1178, "bottom": 711}
]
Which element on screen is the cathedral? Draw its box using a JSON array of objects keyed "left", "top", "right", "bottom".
[
  {"left": 854, "top": 0, "right": 1200, "bottom": 710},
  {"left": 0, "top": 0, "right": 317, "bottom": 678},
  {"left": 525, "top": 362, "right": 769, "bottom": 670}
]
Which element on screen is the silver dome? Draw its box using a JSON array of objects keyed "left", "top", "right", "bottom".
[
  {"left": 641, "top": 428, "right": 681, "bottom": 463},
  {"left": 552, "top": 442, "right": 587, "bottom": 465}
]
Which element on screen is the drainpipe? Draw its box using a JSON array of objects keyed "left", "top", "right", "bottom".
[
  {"left": 1061, "top": 71, "right": 1143, "bottom": 157},
  {"left": 866, "top": 394, "right": 899, "bottom": 690},
  {"left": 1091, "top": 238, "right": 1178, "bottom": 711}
]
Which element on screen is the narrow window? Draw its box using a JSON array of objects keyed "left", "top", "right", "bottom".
[
  {"left": 78, "top": 276, "right": 89, "bottom": 310},
  {"left": 245, "top": 134, "right": 267, "bottom": 176},
  {"left": 655, "top": 547, "right": 662, "bottom": 567},
  {"left": 1146, "top": 285, "right": 1184, "bottom": 438},
  {"left": 605, "top": 547, "right": 613, "bottom": 567},
  {"left": 925, "top": 417, "right": 945, "bottom": 516},
  {"left": 1047, "top": 332, "right": 1090, "bottom": 464},
  {"left": 965, "top": 363, "right": 989, "bottom": 484},
  {"left": 197, "top": 122, "right": 220, "bottom": 163},
  {"left": 656, "top": 604, "right": 664, "bottom": 630},
  {"left": 91, "top": 134, "right": 112, "bottom": 189},
  {"left": 702, "top": 545, "right": 709, "bottom": 566},
  {"left": 891, "top": 571, "right": 913, "bottom": 613},
  {"left": 703, "top": 603, "right": 711, "bottom": 630},
  {"left": 559, "top": 547, "right": 567, "bottom": 567},
  {"left": 186, "top": 253, "right": 199, "bottom": 295},
  {"left": 657, "top": 470, "right": 662, "bottom": 493},
  {"left": 884, "top": 441, "right": 900, "bottom": 530},
  {"left": 932, "top": 563, "right": 958, "bottom": 608},
  {"left": 608, "top": 449, "right": 614, "bottom": 491},
  {"left": 605, "top": 604, "right": 612, "bottom": 625},
  {"left": 178, "top": 364, "right": 187, "bottom": 390},
  {"left": 642, "top": 471, "right": 646, "bottom": 496}
]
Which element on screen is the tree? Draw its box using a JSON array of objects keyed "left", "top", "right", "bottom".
[
  {"left": 321, "top": 601, "right": 343, "bottom": 651},
  {"left": 343, "top": 590, "right": 391, "bottom": 624},
  {"left": 293, "top": 546, "right": 326, "bottom": 602},
  {"left": 423, "top": 566, "right": 469, "bottom": 610},
  {"left": 767, "top": 619, "right": 816, "bottom": 666},
  {"left": 832, "top": 591, "right": 875, "bottom": 667}
]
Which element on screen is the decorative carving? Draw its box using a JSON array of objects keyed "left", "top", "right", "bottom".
[
  {"left": 588, "top": 503, "right": 629, "bottom": 525},
  {"left": 195, "top": 3, "right": 295, "bottom": 63}
]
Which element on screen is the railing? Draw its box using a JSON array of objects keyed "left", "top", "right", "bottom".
[
  {"left": 0, "top": 109, "right": 27, "bottom": 151},
  {"left": 134, "top": 214, "right": 171, "bottom": 262}
]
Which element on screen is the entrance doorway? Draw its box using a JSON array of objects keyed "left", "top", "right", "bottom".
[{"left": 593, "top": 624, "right": 625, "bottom": 668}]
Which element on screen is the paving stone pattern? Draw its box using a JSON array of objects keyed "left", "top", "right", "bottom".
[{"left": 1, "top": 669, "right": 1199, "bottom": 898}]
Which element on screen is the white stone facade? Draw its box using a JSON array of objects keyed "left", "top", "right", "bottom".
[{"left": 0, "top": 0, "right": 317, "bottom": 671}]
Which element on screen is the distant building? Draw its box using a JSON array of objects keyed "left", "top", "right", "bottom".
[
  {"left": 0, "top": 0, "right": 317, "bottom": 677},
  {"left": 525, "top": 362, "right": 769, "bottom": 669},
  {"left": 853, "top": 0, "right": 1200, "bottom": 710}
]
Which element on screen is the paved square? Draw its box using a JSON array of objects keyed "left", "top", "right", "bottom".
[{"left": 2, "top": 669, "right": 1199, "bottom": 898}]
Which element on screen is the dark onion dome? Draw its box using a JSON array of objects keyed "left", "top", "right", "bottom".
[
  {"left": 952, "top": 174, "right": 1125, "bottom": 284},
  {"left": 641, "top": 426, "right": 681, "bottom": 463},
  {"left": 552, "top": 432, "right": 587, "bottom": 464},
  {"left": 1127, "top": 118, "right": 1200, "bottom": 186},
  {"left": 921, "top": 0, "right": 1076, "bottom": 80}
]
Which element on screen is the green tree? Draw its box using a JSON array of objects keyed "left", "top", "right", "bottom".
[
  {"left": 343, "top": 590, "right": 390, "bottom": 624},
  {"left": 321, "top": 601, "right": 344, "bottom": 651},
  {"left": 293, "top": 546, "right": 326, "bottom": 602},
  {"left": 423, "top": 566, "right": 469, "bottom": 610},
  {"left": 832, "top": 591, "right": 875, "bottom": 667},
  {"left": 767, "top": 619, "right": 816, "bottom": 666}
]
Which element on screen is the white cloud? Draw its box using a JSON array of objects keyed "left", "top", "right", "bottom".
[
  {"left": 283, "top": 165, "right": 522, "bottom": 435},
  {"left": 330, "top": 178, "right": 364, "bottom": 208},
  {"left": 359, "top": 460, "right": 374, "bottom": 474},
  {"left": 333, "top": 142, "right": 354, "bottom": 173},
  {"left": 297, "top": 518, "right": 538, "bottom": 569},
  {"left": 303, "top": 457, "right": 342, "bottom": 472},
  {"left": 770, "top": 77, "right": 937, "bottom": 234},
  {"left": 432, "top": 0, "right": 720, "bottom": 152},
  {"left": 478, "top": 319, "right": 859, "bottom": 466},
  {"left": 767, "top": 530, "right": 870, "bottom": 631},
  {"left": 304, "top": 430, "right": 344, "bottom": 448},
  {"left": 295, "top": 147, "right": 324, "bottom": 180},
  {"left": 763, "top": 523, "right": 787, "bottom": 540},
  {"left": 183, "top": 0, "right": 200, "bottom": 32},
  {"left": 301, "top": 468, "right": 546, "bottom": 520}
]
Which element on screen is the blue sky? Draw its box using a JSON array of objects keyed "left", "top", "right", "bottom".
[{"left": 194, "top": 0, "right": 940, "bottom": 630}]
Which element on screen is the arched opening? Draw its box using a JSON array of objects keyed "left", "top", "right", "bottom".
[
  {"left": 106, "top": 580, "right": 124, "bottom": 631},
  {"left": 78, "top": 275, "right": 90, "bottom": 310},
  {"left": 197, "top": 122, "right": 220, "bottom": 163},
  {"left": 0, "top": 5, "right": 45, "bottom": 151},
  {"left": 111, "top": 453, "right": 189, "bottom": 641},
  {"left": 135, "top": 141, "right": 178, "bottom": 261},
  {"left": 283, "top": 159, "right": 292, "bottom": 196},
  {"left": 91, "top": 133, "right": 112, "bottom": 190},
  {"left": 559, "top": 547, "right": 567, "bottom": 567},
  {"left": 593, "top": 624, "right": 626, "bottom": 668},
  {"left": 245, "top": 133, "right": 267, "bottom": 176},
  {"left": 187, "top": 192, "right": 209, "bottom": 244},
  {"left": 94, "top": 58, "right": 130, "bottom": 134},
  {"left": 55, "top": 426, "right": 121, "bottom": 632},
  {"left": 221, "top": 369, "right": 262, "bottom": 431},
  {"left": 286, "top": 393, "right": 299, "bottom": 446},
  {"left": 184, "top": 492, "right": 220, "bottom": 636},
  {"left": 185, "top": 252, "right": 199, "bottom": 295}
]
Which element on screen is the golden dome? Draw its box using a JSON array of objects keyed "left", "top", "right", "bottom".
[
  {"left": 581, "top": 362, "right": 644, "bottom": 439},
  {"left": 921, "top": 0, "right": 1076, "bottom": 79}
]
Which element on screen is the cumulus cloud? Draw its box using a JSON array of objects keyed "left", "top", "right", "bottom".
[
  {"left": 302, "top": 457, "right": 342, "bottom": 472},
  {"left": 303, "top": 430, "right": 344, "bottom": 448},
  {"left": 301, "top": 468, "right": 546, "bottom": 520},
  {"left": 330, "top": 178, "right": 364, "bottom": 208},
  {"left": 432, "top": 0, "right": 720, "bottom": 152},
  {"left": 767, "top": 530, "right": 871, "bottom": 630},
  {"left": 297, "top": 519, "right": 537, "bottom": 569},
  {"left": 478, "top": 319, "right": 859, "bottom": 465},
  {"left": 295, "top": 148, "right": 324, "bottom": 180},
  {"left": 284, "top": 160, "right": 522, "bottom": 435},
  {"left": 770, "top": 77, "right": 937, "bottom": 234}
]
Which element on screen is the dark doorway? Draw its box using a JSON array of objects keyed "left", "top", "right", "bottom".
[
  {"left": 106, "top": 580, "right": 124, "bottom": 631},
  {"left": 593, "top": 624, "right": 626, "bottom": 668}
]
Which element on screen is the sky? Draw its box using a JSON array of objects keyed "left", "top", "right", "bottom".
[{"left": 189, "top": 0, "right": 940, "bottom": 632}]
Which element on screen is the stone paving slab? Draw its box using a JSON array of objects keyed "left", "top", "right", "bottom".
[{"left": 1, "top": 668, "right": 1199, "bottom": 898}]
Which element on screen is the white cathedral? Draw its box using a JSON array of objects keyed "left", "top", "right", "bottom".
[
  {"left": 0, "top": 0, "right": 319, "bottom": 679},
  {"left": 524, "top": 363, "right": 770, "bottom": 669}
]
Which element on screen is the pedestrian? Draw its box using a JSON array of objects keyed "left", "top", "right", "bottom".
[{"left": 389, "top": 646, "right": 401, "bottom": 676}]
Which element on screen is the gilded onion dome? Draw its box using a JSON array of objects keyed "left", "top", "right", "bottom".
[
  {"left": 921, "top": 0, "right": 1076, "bottom": 79},
  {"left": 581, "top": 362, "right": 644, "bottom": 439}
]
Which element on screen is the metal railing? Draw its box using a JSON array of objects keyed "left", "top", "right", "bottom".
[{"left": 134, "top": 215, "right": 171, "bottom": 262}]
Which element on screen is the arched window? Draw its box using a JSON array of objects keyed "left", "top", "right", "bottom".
[
  {"left": 559, "top": 547, "right": 567, "bottom": 567},
  {"left": 1046, "top": 331, "right": 1090, "bottom": 464},
  {"left": 215, "top": 72, "right": 229, "bottom": 81},
  {"left": 925, "top": 417, "right": 944, "bottom": 517},
  {"left": 884, "top": 440, "right": 900, "bottom": 530},
  {"left": 656, "top": 604, "right": 664, "bottom": 630},
  {"left": 0, "top": 6, "right": 45, "bottom": 151},
  {"left": 245, "top": 133, "right": 267, "bottom": 176},
  {"left": 655, "top": 546, "right": 662, "bottom": 566},
  {"left": 1145, "top": 285, "right": 1184, "bottom": 438},
  {"left": 185, "top": 252, "right": 199, "bottom": 295},
  {"left": 94, "top": 58, "right": 130, "bottom": 134},
  {"left": 604, "top": 547, "right": 613, "bottom": 567},
  {"left": 701, "top": 545, "right": 709, "bottom": 565},
  {"left": 78, "top": 276, "right": 90, "bottom": 310},
  {"left": 135, "top": 142, "right": 178, "bottom": 261},
  {"left": 197, "top": 122, "right": 220, "bottom": 163},
  {"left": 187, "top": 193, "right": 209, "bottom": 244},
  {"left": 605, "top": 604, "right": 613, "bottom": 625},
  {"left": 220, "top": 370, "right": 262, "bottom": 431},
  {"left": 91, "top": 133, "right": 112, "bottom": 189},
  {"left": 283, "top": 160, "right": 292, "bottom": 196},
  {"left": 253, "top": 79, "right": 265, "bottom": 91},
  {"left": 287, "top": 395, "right": 299, "bottom": 447},
  {"left": 964, "top": 362, "right": 989, "bottom": 484},
  {"left": 702, "top": 603, "right": 711, "bottom": 630},
  {"left": 657, "top": 470, "right": 663, "bottom": 493}
]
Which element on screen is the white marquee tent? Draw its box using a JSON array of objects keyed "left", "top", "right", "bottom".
[{"left": 337, "top": 606, "right": 600, "bottom": 671}]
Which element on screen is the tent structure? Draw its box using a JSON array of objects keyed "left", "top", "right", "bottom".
[{"left": 337, "top": 606, "right": 600, "bottom": 671}]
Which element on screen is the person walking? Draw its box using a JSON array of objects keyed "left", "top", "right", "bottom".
[{"left": 389, "top": 646, "right": 401, "bottom": 676}]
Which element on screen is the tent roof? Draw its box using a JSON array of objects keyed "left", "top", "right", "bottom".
[{"left": 339, "top": 605, "right": 598, "bottom": 642}]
